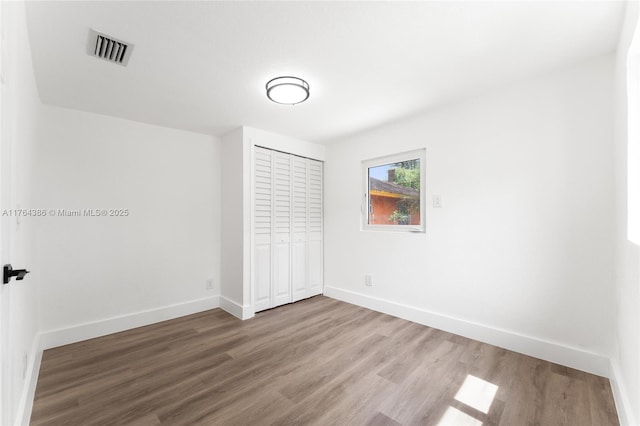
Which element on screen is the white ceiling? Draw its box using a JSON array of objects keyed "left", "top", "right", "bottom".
[{"left": 25, "top": 1, "right": 624, "bottom": 143}]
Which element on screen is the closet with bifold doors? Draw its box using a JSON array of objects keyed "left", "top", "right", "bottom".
[{"left": 253, "top": 146, "right": 323, "bottom": 312}]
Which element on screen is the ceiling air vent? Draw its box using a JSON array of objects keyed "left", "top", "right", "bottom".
[{"left": 87, "top": 29, "right": 134, "bottom": 66}]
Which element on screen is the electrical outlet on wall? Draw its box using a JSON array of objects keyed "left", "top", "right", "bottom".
[
  {"left": 365, "top": 274, "right": 373, "bottom": 287},
  {"left": 206, "top": 279, "right": 215, "bottom": 290}
]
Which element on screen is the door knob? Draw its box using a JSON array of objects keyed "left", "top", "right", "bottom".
[{"left": 3, "top": 264, "right": 30, "bottom": 284}]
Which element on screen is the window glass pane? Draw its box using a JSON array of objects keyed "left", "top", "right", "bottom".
[{"left": 368, "top": 158, "right": 420, "bottom": 226}]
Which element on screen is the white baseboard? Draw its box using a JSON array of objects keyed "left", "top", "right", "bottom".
[
  {"left": 324, "top": 286, "right": 610, "bottom": 377},
  {"left": 220, "top": 296, "right": 254, "bottom": 320},
  {"left": 39, "top": 295, "right": 220, "bottom": 350},
  {"left": 610, "top": 359, "right": 638, "bottom": 426}
]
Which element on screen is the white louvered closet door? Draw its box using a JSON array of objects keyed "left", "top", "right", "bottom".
[
  {"left": 253, "top": 147, "right": 323, "bottom": 312},
  {"left": 292, "top": 156, "right": 308, "bottom": 302},
  {"left": 272, "top": 152, "right": 293, "bottom": 307},
  {"left": 254, "top": 147, "right": 273, "bottom": 312},
  {"left": 308, "top": 159, "right": 323, "bottom": 296}
]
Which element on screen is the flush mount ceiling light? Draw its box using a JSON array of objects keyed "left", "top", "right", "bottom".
[{"left": 266, "top": 76, "right": 310, "bottom": 105}]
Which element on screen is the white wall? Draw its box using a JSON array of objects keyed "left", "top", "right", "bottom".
[
  {"left": 34, "top": 106, "right": 221, "bottom": 335},
  {"left": 613, "top": 2, "right": 640, "bottom": 425},
  {"left": 325, "top": 55, "right": 615, "bottom": 373},
  {"left": 627, "top": 3, "right": 640, "bottom": 248},
  {"left": 0, "top": 1, "right": 43, "bottom": 424},
  {"left": 221, "top": 128, "right": 247, "bottom": 314}
]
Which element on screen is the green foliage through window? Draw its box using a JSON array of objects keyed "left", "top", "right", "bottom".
[
  {"left": 387, "top": 159, "right": 420, "bottom": 223},
  {"left": 392, "top": 160, "right": 420, "bottom": 190}
]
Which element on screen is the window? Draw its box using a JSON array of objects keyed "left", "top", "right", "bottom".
[{"left": 362, "top": 149, "right": 426, "bottom": 232}]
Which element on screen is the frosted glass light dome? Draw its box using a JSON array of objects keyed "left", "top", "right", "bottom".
[{"left": 266, "top": 76, "right": 310, "bottom": 105}]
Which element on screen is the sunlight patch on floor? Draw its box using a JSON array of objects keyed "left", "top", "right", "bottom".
[
  {"left": 454, "top": 374, "right": 498, "bottom": 414},
  {"left": 438, "top": 406, "right": 483, "bottom": 426}
]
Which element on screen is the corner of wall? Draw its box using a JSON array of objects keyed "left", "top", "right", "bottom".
[
  {"left": 220, "top": 126, "right": 246, "bottom": 305},
  {"left": 610, "top": 358, "right": 638, "bottom": 426},
  {"left": 241, "top": 130, "right": 252, "bottom": 309},
  {"left": 220, "top": 296, "right": 254, "bottom": 320}
]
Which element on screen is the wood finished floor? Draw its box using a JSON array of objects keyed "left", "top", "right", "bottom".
[{"left": 31, "top": 296, "right": 619, "bottom": 426}]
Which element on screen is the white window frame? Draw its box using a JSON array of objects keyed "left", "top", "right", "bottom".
[{"left": 362, "top": 148, "right": 426, "bottom": 233}]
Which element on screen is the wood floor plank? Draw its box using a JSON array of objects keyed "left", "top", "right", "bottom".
[
  {"left": 498, "top": 354, "right": 549, "bottom": 425},
  {"left": 309, "top": 374, "right": 397, "bottom": 425},
  {"left": 377, "top": 339, "right": 464, "bottom": 424},
  {"left": 587, "top": 373, "right": 620, "bottom": 426},
  {"left": 30, "top": 296, "right": 619, "bottom": 426},
  {"left": 367, "top": 412, "right": 403, "bottom": 426}
]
